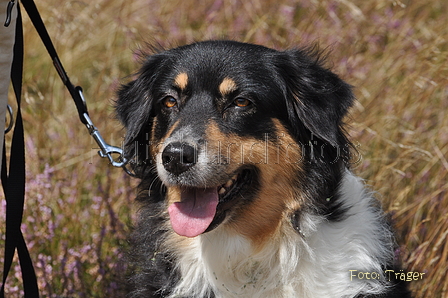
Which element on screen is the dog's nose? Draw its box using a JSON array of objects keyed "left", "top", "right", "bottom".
[{"left": 162, "top": 142, "right": 196, "bottom": 175}]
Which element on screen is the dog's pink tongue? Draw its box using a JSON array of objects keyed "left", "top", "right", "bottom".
[{"left": 168, "top": 187, "right": 218, "bottom": 237}]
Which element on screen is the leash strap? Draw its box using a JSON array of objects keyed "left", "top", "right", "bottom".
[
  {"left": 19, "top": 0, "right": 132, "bottom": 173},
  {"left": 1, "top": 0, "right": 133, "bottom": 294},
  {"left": 20, "top": 0, "right": 89, "bottom": 124},
  {"left": 1, "top": 3, "right": 39, "bottom": 297}
]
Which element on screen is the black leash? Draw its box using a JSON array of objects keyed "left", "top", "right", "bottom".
[
  {"left": 22, "top": 0, "right": 89, "bottom": 124},
  {"left": 18, "top": 0, "right": 133, "bottom": 172},
  {"left": 18, "top": 0, "right": 132, "bottom": 172},
  {"left": 1, "top": 0, "right": 133, "bottom": 295},
  {"left": 1, "top": 3, "right": 39, "bottom": 297}
]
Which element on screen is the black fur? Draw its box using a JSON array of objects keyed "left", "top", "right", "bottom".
[{"left": 116, "top": 40, "right": 410, "bottom": 297}]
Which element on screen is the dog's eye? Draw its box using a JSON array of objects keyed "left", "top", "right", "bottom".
[
  {"left": 234, "top": 98, "right": 251, "bottom": 107},
  {"left": 163, "top": 96, "right": 178, "bottom": 108}
]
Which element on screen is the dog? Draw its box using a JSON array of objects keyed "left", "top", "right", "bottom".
[{"left": 116, "top": 40, "right": 411, "bottom": 298}]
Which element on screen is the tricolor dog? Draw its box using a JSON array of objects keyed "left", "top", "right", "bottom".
[{"left": 116, "top": 40, "right": 410, "bottom": 298}]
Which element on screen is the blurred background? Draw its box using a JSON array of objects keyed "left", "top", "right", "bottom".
[{"left": 1, "top": 0, "right": 447, "bottom": 297}]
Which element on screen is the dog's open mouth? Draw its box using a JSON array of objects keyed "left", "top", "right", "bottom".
[{"left": 168, "top": 169, "right": 252, "bottom": 237}]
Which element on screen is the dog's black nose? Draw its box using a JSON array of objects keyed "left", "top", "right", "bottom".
[{"left": 162, "top": 142, "right": 196, "bottom": 175}]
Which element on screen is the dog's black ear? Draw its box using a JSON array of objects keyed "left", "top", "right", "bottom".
[
  {"left": 116, "top": 53, "right": 169, "bottom": 140},
  {"left": 115, "top": 54, "right": 166, "bottom": 175},
  {"left": 116, "top": 79, "right": 152, "bottom": 143},
  {"left": 276, "top": 48, "right": 354, "bottom": 148}
]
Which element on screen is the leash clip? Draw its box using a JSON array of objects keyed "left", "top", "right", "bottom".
[
  {"left": 78, "top": 89, "right": 135, "bottom": 176},
  {"left": 4, "top": 0, "right": 15, "bottom": 27}
]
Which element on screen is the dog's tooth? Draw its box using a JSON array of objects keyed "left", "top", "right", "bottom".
[
  {"left": 225, "top": 179, "right": 233, "bottom": 188},
  {"left": 218, "top": 187, "right": 226, "bottom": 195}
]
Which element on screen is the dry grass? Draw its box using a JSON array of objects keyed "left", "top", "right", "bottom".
[{"left": 1, "top": 0, "right": 447, "bottom": 297}]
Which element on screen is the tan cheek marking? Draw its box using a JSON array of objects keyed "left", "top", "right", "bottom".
[
  {"left": 219, "top": 77, "right": 238, "bottom": 96},
  {"left": 226, "top": 119, "right": 304, "bottom": 249},
  {"left": 174, "top": 72, "right": 188, "bottom": 90},
  {"left": 205, "top": 121, "right": 247, "bottom": 170}
]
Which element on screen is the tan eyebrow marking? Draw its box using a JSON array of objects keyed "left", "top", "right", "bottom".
[
  {"left": 174, "top": 72, "right": 188, "bottom": 90},
  {"left": 219, "top": 77, "right": 238, "bottom": 96}
]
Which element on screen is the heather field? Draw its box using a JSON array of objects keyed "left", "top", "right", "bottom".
[{"left": 1, "top": 0, "right": 447, "bottom": 297}]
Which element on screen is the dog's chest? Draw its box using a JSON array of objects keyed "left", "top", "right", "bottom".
[{"left": 170, "top": 225, "right": 307, "bottom": 298}]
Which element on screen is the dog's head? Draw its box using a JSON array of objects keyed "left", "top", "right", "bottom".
[{"left": 116, "top": 41, "right": 354, "bottom": 243}]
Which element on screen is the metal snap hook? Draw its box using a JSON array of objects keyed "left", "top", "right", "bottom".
[{"left": 82, "top": 112, "right": 136, "bottom": 177}]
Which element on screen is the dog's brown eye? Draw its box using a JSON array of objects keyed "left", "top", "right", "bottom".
[
  {"left": 163, "top": 96, "right": 177, "bottom": 108},
  {"left": 234, "top": 98, "right": 251, "bottom": 107}
]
